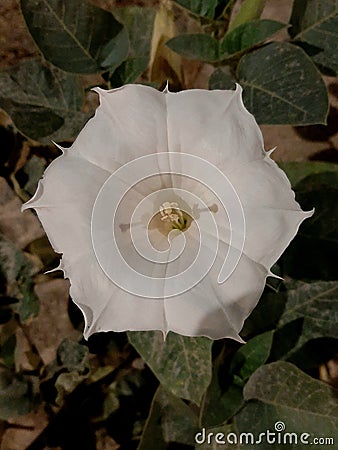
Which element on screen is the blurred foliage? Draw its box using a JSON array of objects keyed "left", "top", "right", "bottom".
[{"left": 0, "top": 0, "right": 337, "bottom": 449}]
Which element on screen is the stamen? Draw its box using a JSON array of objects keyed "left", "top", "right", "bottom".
[
  {"left": 192, "top": 203, "right": 218, "bottom": 218},
  {"left": 208, "top": 203, "right": 218, "bottom": 213},
  {"left": 119, "top": 223, "right": 130, "bottom": 232},
  {"left": 159, "top": 201, "right": 186, "bottom": 230},
  {"left": 120, "top": 202, "right": 217, "bottom": 234},
  {"left": 119, "top": 220, "right": 143, "bottom": 232}
]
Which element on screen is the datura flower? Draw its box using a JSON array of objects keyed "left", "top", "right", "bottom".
[{"left": 23, "top": 84, "right": 313, "bottom": 341}]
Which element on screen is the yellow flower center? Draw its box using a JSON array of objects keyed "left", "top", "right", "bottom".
[{"left": 159, "top": 201, "right": 188, "bottom": 230}]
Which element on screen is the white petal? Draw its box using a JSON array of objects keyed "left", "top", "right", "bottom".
[
  {"left": 61, "top": 254, "right": 166, "bottom": 339},
  {"left": 226, "top": 155, "right": 300, "bottom": 210},
  {"left": 22, "top": 84, "right": 312, "bottom": 342},
  {"left": 211, "top": 204, "right": 311, "bottom": 271},
  {"left": 214, "top": 251, "right": 268, "bottom": 332},
  {"left": 221, "top": 154, "right": 313, "bottom": 268},
  {"left": 71, "top": 84, "right": 169, "bottom": 173},
  {"left": 165, "top": 85, "right": 264, "bottom": 168},
  {"left": 22, "top": 150, "right": 109, "bottom": 263},
  {"left": 164, "top": 235, "right": 268, "bottom": 340},
  {"left": 241, "top": 207, "right": 313, "bottom": 268}
]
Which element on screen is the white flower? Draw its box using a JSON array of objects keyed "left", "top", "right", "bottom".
[{"left": 23, "top": 84, "right": 313, "bottom": 341}]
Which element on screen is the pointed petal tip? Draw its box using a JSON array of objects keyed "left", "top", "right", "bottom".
[
  {"left": 21, "top": 196, "right": 38, "bottom": 212},
  {"left": 266, "top": 146, "right": 277, "bottom": 157},
  {"left": 235, "top": 83, "right": 243, "bottom": 94},
  {"left": 83, "top": 322, "right": 94, "bottom": 341},
  {"left": 234, "top": 82, "right": 258, "bottom": 122},
  {"left": 234, "top": 334, "right": 246, "bottom": 344},
  {"left": 268, "top": 270, "right": 284, "bottom": 280},
  {"left": 91, "top": 86, "right": 104, "bottom": 95},
  {"left": 83, "top": 329, "right": 90, "bottom": 341},
  {"left": 305, "top": 208, "right": 315, "bottom": 218},
  {"left": 21, "top": 202, "right": 30, "bottom": 212},
  {"left": 52, "top": 141, "right": 67, "bottom": 154},
  {"left": 74, "top": 301, "right": 95, "bottom": 340},
  {"left": 162, "top": 329, "right": 169, "bottom": 341},
  {"left": 44, "top": 260, "right": 64, "bottom": 275},
  {"left": 21, "top": 180, "right": 44, "bottom": 211},
  {"left": 91, "top": 87, "right": 111, "bottom": 102},
  {"left": 162, "top": 81, "right": 170, "bottom": 94}
]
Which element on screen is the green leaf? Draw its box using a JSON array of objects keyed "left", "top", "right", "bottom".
[
  {"left": 21, "top": 156, "right": 46, "bottom": 196},
  {"left": 290, "top": 0, "right": 338, "bottom": 75},
  {"left": 278, "top": 161, "right": 338, "bottom": 187},
  {"left": 100, "top": 27, "right": 129, "bottom": 72},
  {"left": 128, "top": 331, "right": 212, "bottom": 404},
  {"left": 0, "top": 370, "right": 36, "bottom": 420},
  {"left": 0, "top": 334, "right": 16, "bottom": 369},
  {"left": 99, "top": 384, "right": 120, "bottom": 421},
  {"left": 277, "top": 281, "right": 338, "bottom": 355},
  {"left": 115, "top": 7, "right": 156, "bottom": 58},
  {"left": 201, "top": 380, "right": 244, "bottom": 428},
  {"left": 168, "top": 20, "right": 285, "bottom": 63},
  {"left": 109, "top": 58, "right": 150, "bottom": 87},
  {"left": 174, "top": 0, "right": 218, "bottom": 19},
  {"left": 201, "top": 332, "right": 273, "bottom": 429},
  {"left": 139, "top": 386, "right": 199, "bottom": 449},
  {"left": 231, "top": 331, "right": 273, "bottom": 381},
  {"left": 238, "top": 42, "right": 329, "bottom": 125},
  {"left": 283, "top": 171, "right": 338, "bottom": 280},
  {"left": 111, "top": 7, "right": 156, "bottom": 86},
  {"left": 235, "top": 362, "right": 338, "bottom": 448},
  {"left": 55, "top": 371, "right": 87, "bottom": 406},
  {"left": 0, "top": 234, "right": 40, "bottom": 322},
  {"left": 241, "top": 288, "right": 287, "bottom": 338},
  {"left": 209, "top": 68, "right": 236, "bottom": 90},
  {"left": 220, "top": 20, "right": 286, "bottom": 58},
  {"left": 167, "top": 34, "right": 219, "bottom": 61},
  {"left": 17, "top": 279, "right": 39, "bottom": 322},
  {"left": 229, "top": 0, "right": 267, "bottom": 31},
  {"left": 20, "top": 0, "right": 127, "bottom": 74},
  {"left": 0, "top": 59, "right": 89, "bottom": 142},
  {"left": 57, "top": 338, "right": 89, "bottom": 373}
]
